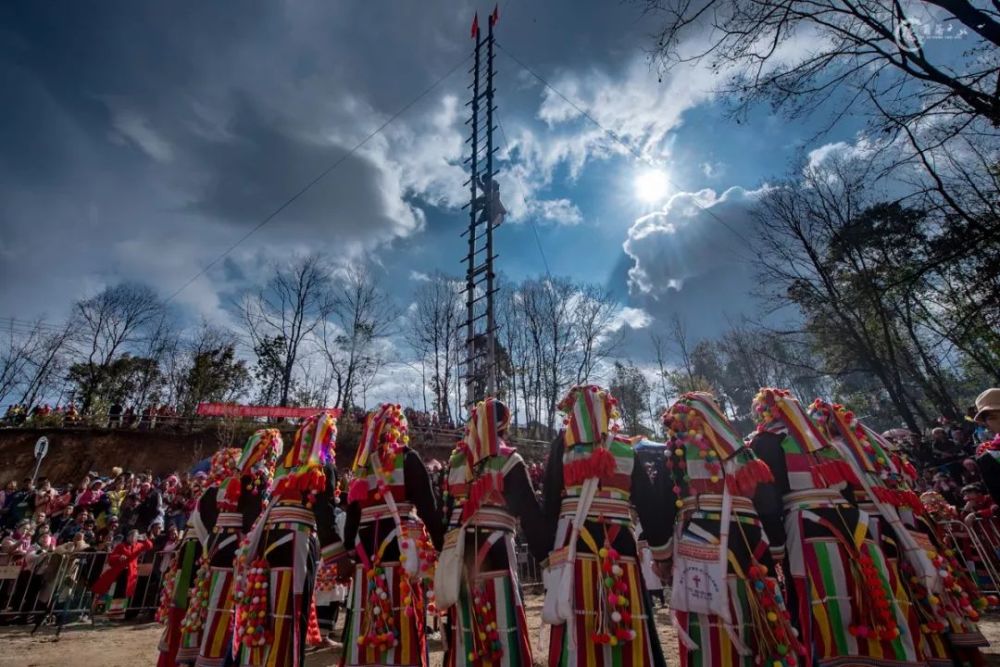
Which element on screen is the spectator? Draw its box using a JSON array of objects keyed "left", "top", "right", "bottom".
[
  {"left": 57, "top": 509, "right": 89, "bottom": 543},
  {"left": 135, "top": 482, "right": 163, "bottom": 531}
]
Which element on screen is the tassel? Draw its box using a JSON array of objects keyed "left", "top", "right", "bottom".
[
  {"left": 306, "top": 598, "right": 323, "bottom": 645},
  {"left": 564, "top": 447, "right": 617, "bottom": 487}
]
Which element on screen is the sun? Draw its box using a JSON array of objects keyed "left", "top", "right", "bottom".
[{"left": 634, "top": 168, "right": 670, "bottom": 204}]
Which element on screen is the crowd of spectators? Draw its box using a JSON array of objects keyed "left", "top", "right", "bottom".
[
  {"left": 3, "top": 402, "right": 183, "bottom": 430},
  {"left": 0, "top": 469, "right": 201, "bottom": 568}
]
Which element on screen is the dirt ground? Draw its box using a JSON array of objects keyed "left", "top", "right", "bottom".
[{"left": 2, "top": 595, "right": 1000, "bottom": 667}]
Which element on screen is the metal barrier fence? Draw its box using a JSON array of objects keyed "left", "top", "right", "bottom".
[
  {"left": 1, "top": 543, "right": 538, "bottom": 632},
  {"left": 939, "top": 518, "right": 1000, "bottom": 596},
  {"left": 0, "top": 548, "right": 178, "bottom": 631}
]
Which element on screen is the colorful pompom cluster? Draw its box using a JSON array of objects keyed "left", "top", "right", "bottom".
[
  {"left": 234, "top": 559, "right": 272, "bottom": 648},
  {"left": 155, "top": 558, "right": 179, "bottom": 624},
  {"left": 848, "top": 550, "right": 899, "bottom": 641},
  {"left": 180, "top": 554, "right": 211, "bottom": 635},
  {"left": 590, "top": 545, "right": 636, "bottom": 646},
  {"left": 357, "top": 559, "right": 399, "bottom": 652},
  {"left": 746, "top": 561, "right": 803, "bottom": 665},
  {"left": 467, "top": 585, "right": 503, "bottom": 662}
]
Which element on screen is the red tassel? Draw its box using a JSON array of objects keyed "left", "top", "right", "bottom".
[
  {"left": 306, "top": 598, "right": 323, "bottom": 645},
  {"left": 563, "top": 447, "right": 617, "bottom": 487}
]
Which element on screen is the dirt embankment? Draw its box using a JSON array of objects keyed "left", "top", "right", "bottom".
[
  {"left": 0, "top": 423, "right": 460, "bottom": 484},
  {"left": 0, "top": 427, "right": 223, "bottom": 483}
]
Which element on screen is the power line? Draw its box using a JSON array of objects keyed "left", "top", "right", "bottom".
[
  {"left": 495, "top": 115, "right": 552, "bottom": 277},
  {"left": 495, "top": 41, "right": 754, "bottom": 248},
  {"left": 163, "top": 53, "right": 472, "bottom": 304}
]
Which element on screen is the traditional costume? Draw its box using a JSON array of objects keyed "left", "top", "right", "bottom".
[
  {"left": 659, "top": 392, "right": 803, "bottom": 667},
  {"left": 196, "top": 430, "right": 283, "bottom": 667},
  {"left": 235, "top": 412, "right": 341, "bottom": 667},
  {"left": 540, "top": 385, "right": 668, "bottom": 667},
  {"left": 914, "top": 491, "right": 990, "bottom": 666},
  {"left": 341, "top": 404, "right": 444, "bottom": 667},
  {"left": 438, "top": 397, "right": 550, "bottom": 666},
  {"left": 92, "top": 533, "right": 154, "bottom": 619},
  {"left": 158, "top": 448, "right": 240, "bottom": 667},
  {"left": 749, "top": 388, "right": 919, "bottom": 667}
]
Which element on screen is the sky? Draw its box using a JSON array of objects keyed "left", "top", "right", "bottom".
[{"left": 2, "top": 0, "right": 942, "bottom": 402}]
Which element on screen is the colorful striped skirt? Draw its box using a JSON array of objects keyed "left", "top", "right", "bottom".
[
  {"left": 237, "top": 523, "right": 318, "bottom": 667},
  {"left": 785, "top": 506, "right": 924, "bottom": 667},
  {"left": 548, "top": 553, "right": 658, "bottom": 667},
  {"left": 446, "top": 567, "right": 532, "bottom": 667},
  {"left": 195, "top": 567, "right": 236, "bottom": 667},
  {"left": 341, "top": 560, "right": 428, "bottom": 666},
  {"left": 158, "top": 538, "right": 201, "bottom": 667}
]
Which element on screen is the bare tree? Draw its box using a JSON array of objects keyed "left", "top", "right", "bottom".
[
  {"left": 0, "top": 320, "right": 72, "bottom": 408},
  {"left": 573, "top": 285, "right": 625, "bottom": 384},
  {"left": 646, "top": 0, "right": 1000, "bottom": 126},
  {"left": 242, "top": 255, "right": 334, "bottom": 407},
  {"left": 321, "top": 266, "right": 396, "bottom": 410},
  {"left": 71, "top": 283, "right": 166, "bottom": 411},
  {"left": 406, "top": 273, "right": 462, "bottom": 423}
]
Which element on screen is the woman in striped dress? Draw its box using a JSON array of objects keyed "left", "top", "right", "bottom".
[
  {"left": 439, "top": 397, "right": 550, "bottom": 666},
  {"left": 659, "top": 392, "right": 803, "bottom": 667},
  {"left": 341, "top": 404, "right": 444, "bottom": 667},
  {"left": 158, "top": 448, "right": 239, "bottom": 667},
  {"left": 235, "top": 412, "right": 342, "bottom": 667},
  {"left": 195, "top": 430, "right": 283, "bottom": 667},
  {"left": 749, "top": 388, "right": 922, "bottom": 667},
  {"left": 540, "top": 385, "right": 669, "bottom": 667}
]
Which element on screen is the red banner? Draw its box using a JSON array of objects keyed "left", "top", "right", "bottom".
[{"left": 195, "top": 403, "right": 341, "bottom": 419}]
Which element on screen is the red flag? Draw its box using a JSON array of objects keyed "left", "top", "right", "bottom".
[
  {"left": 489, "top": 4, "right": 499, "bottom": 26},
  {"left": 471, "top": 13, "right": 479, "bottom": 39}
]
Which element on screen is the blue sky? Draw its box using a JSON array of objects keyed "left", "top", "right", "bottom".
[{"left": 2, "top": 0, "right": 944, "bottom": 385}]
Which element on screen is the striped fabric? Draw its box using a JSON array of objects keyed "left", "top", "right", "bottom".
[
  {"left": 675, "top": 576, "right": 755, "bottom": 667},
  {"left": 448, "top": 569, "right": 531, "bottom": 667},
  {"left": 342, "top": 561, "right": 427, "bottom": 666},
  {"left": 548, "top": 554, "right": 653, "bottom": 667},
  {"left": 196, "top": 568, "right": 236, "bottom": 667},
  {"left": 443, "top": 448, "right": 531, "bottom": 666},
  {"left": 784, "top": 510, "right": 923, "bottom": 666},
  {"left": 561, "top": 386, "right": 615, "bottom": 448},
  {"left": 562, "top": 438, "right": 634, "bottom": 496},
  {"left": 158, "top": 537, "right": 200, "bottom": 667},
  {"left": 237, "top": 522, "right": 317, "bottom": 667}
]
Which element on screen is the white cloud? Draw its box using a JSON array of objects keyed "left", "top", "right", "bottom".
[
  {"left": 623, "top": 186, "right": 765, "bottom": 296},
  {"left": 609, "top": 306, "right": 652, "bottom": 332},
  {"left": 409, "top": 270, "right": 431, "bottom": 282},
  {"left": 531, "top": 198, "right": 583, "bottom": 226}
]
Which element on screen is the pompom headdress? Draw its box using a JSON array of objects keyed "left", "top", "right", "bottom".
[
  {"left": 273, "top": 411, "right": 338, "bottom": 500},
  {"left": 208, "top": 448, "right": 242, "bottom": 488},
  {"left": 559, "top": 385, "right": 623, "bottom": 487},
  {"left": 349, "top": 404, "right": 408, "bottom": 503},
  {"left": 464, "top": 397, "right": 510, "bottom": 466},
  {"left": 452, "top": 397, "right": 511, "bottom": 522},
  {"left": 662, "top": 392, "right": 773, "bottom": 497},
  {"left": 218, "top": 429, "right": 284, "bottom": 510},
  {"left": 752, "top": 387, "right": 829, "bottom": 452},
  {"left": 559, "top": 384, "right": 620, "bottom": 448}
]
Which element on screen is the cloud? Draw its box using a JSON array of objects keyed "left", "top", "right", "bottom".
[
  {"left": 624, "top": 186, "right": 763, "bottom": 297},
  {"left": 531, "top": 198, "right": 583, "bottom": 226},
  {"left": 108, "top": 106, "right": 174, "bottom": 162},
  {"left": 409, "top": 270, "right": 431, "bottom": 282},
  {"left": 609, "top": 306, "right": 652, "bottom": 332}
]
